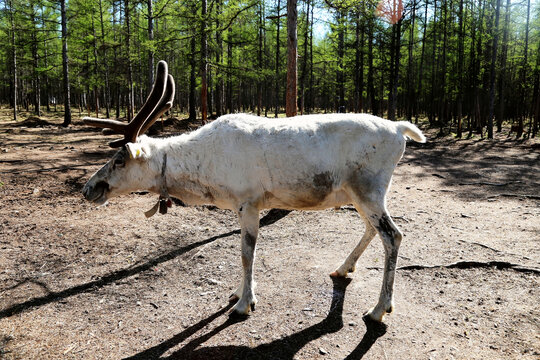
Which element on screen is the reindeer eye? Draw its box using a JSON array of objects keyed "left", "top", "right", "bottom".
[{"left": 113, "top": 157, "right": 125, "bottom": 168}]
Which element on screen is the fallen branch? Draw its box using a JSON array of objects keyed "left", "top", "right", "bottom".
[{"left": 368, "top": 261, "right": 540, "bottom": 274}]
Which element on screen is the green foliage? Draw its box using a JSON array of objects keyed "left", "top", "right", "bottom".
[{"left": 0, "top": 0, "right": 537, "bottom": 132}]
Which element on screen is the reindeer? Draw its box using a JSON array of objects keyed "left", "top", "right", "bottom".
[{"left": 82, "top": 61, "right": 426, "bottom": 322}]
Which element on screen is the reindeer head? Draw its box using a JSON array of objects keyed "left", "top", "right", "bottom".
[{"left": 82, "top": 61, "right": 175, "bottom": 205}]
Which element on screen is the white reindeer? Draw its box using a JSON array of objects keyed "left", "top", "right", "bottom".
[{"left": 82, "top": 61, "right": 426, "bottom": 322}]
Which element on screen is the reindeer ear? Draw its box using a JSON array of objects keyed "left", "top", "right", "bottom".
[{"left": 125, "top": 142, "right": 150, "bottom": 160}]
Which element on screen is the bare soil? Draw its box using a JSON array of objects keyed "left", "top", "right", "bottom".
[{"left": 1, "top": 110, "right": 539, "bottom": 360}]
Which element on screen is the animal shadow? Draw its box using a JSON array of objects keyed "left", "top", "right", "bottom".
[{"left": 125, "top": 276, "right": 387, "bottom": 359}]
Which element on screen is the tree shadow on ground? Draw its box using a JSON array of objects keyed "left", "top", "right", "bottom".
[
  {"left": 402, "top": 138, "right": 540, "bottom": 200},
  {"left": 124, "top": 277, "right": 387, "bottom": 360},
  {"left": 0, "top": 209, "right": 290, "bottom": 320}
]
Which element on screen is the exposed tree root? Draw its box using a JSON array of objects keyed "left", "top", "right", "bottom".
[
  {"left": 487, "top": 193, "right": 540, "bottom": 200},
  {"left": 458, "top": 181, "right": 522, "bottom": 186},
  {"left": 456, "top": 239, "right": 535, "bottom": 262},
  {"left": 368, "top": 261, "right": 540, "bottom": 274}
]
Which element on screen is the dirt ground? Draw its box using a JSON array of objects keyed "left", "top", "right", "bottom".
[{"left": 0, "top": 110, "right": 539, "bottom": 360}]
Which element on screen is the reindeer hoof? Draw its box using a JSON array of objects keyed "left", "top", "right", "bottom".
[
  {"left": 330, "top": 268, "right": 354, "bottom": 278},
  {"left": 329, "top": 271, "right": 341, "bottom": 277},
  {"left": 231, "top": 298, "right": 257, "bottom": 316},
  {"left": 365, "top": 308, "right": 386, "bottom": 323}
]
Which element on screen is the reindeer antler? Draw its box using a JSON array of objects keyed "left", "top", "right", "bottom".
[{"left": 83, "top": 60, "right": 175, "bottom": 148}]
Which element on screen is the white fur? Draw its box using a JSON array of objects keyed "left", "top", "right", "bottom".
[{"left": 84, "top": 113, "right": 425, "bottom": 321}]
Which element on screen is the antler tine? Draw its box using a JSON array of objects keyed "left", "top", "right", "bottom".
[
  {"left": 83, "top": 117, "right": 126, "bottom": 134},
  {"left": 83, "top": 60, "right": 169, "bottom": 148},
  {"left": 139, "top": 74, "right": 176, "bottom": 136},
  {"left": 108, "top": 73, "right": 174, "bottom": 148}
]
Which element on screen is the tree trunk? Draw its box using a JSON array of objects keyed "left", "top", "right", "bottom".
[
  {"left": 429, "top": 0, "right": 438, "bottom": 126},
  {"left": 388, "top": 20, "right": 401, "bottom": 121},
  {"left": 189, "top": 34, "right": 197, "bottom": 121},
  {"left": 439, "top": 0, "right": 448, "bottom": 135},
  {"left": 147, "top": 0, "right": 154, "bottom": 92},
  {"left": 227, "top": 27, "right": 233, "bottom": 113},
  {"left": 113, "top": 1, "right": 120, "bottom": 119},
  {"left": 308, "top": 1, "right": 314, "bottom": 113},
  {"left": 496, "top": 0, "right": 510, "bottom": 133},
  {"left": 41, "top": 3, "right": 50, "bottom": 112},
  {"left": 531, "top": 38, "right": 540, "bottom": 138},
  {"left": 125, "top": 0, "right": 134, "bottom": 121},
  {"left": 8, "top": 0, "right": 17, "bottom": 121},
  {"left": 367, "top": 19, "right": 376, "bottom": 116},
  {"left": 299, "top": 0, "right": 310, "bottom": 115},
  {"left": 215, "top": 0, "right": 223, "bottom": 117},
  {"left": 92, "top": 14, "right": 100, "bottom": 118},
  {"left": 286, "top": 0, "right": 297, "bottom": 117},
  {"left": 354, "top": 11, "right": 364, "bottom": 113},
  {"left": 518, "top": 0, "right": 530, "bottom": 138},
  {"left": 257, "top": 0, "right": 264, "bottom": 116},
  {"left": 61, "top": 0, "right": 71, "bottom": 126},
  {"left": 456, "top": 0, "right": 464, "bottom": 138},
  {"left": 406, "top": 1, "right": 415, "bottom": 121},
  {"left": 336, "top": 9, "right": 345, "bottom": 112},
  {"left": 31, "top": 9, "right": 41, "bottom": 117},
  {"left": 201, "top": 0, "right": 208, "bottom": 124},
  {"left": 415, "top": 0, "right": 428, "bottom": 123},
  {"left": 275, "top": 0, "right": 281, "bottom": 117},
  {"left": 487, "top": 0, "right": 501, "bottom": 139},
  {"left": 98, "top": 0, "right": 111, "bottom": 118}
]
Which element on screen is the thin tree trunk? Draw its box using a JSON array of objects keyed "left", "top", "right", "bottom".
[
  {"left": 308, "top": 1, "right": 314, "bottom": 113},
  {"left": 439, "top": 0, "right": 448, "bottom": 135},
  {"left": 41, "top": 4, "right": 50, "bottom": 112},
  {"left": 201, "top": 0, "right": 208, "bottom": 124},
  {"left": 113, "top": 1, "right": 120, "bottom": 119},
  {"left": 336, "top": 9, "right": 345, "bottom": 112},
  {"left": 61, "top": 0, "right": 71, "bottom": 126},
  {"left": 388, "top": 20, "right": 401, "bottom": 121},
  {"left": 415, "top": 0, "right": 428, "bottom": 123},
  {"left": 354, "top": 11, "right": 364, "bottom": 113},
  {"left": 456, "top": 0, "right": 465, "bottom": 138},
  {"left": 215, "top": 0, "right": 223, "bottom": 117},
  {"left": 257, "top": 0, "right": 264, "bottom": 116},
  {"left": 487, "top": 0, "right": 501, "bottom": 139},
  {"left": 518, "top": 0, "right": 530, "bottom": 138},
  {"left": 275, "top": 0, "right": 281, "bottom": 117},
  {"left": 367, "top": 19, "right": 376, "bottom": 115},
  {"left": 429, "top": 0, "right": 438, "bottom": 126},
  {"left": 31, "top": 9, "right": 41, "bottom": 117},
  {"left": 531, "top": 38, "right": 540, "bottom": 138},
  {"left": 98, "top": 0, "right": 111, "bottom": 118},
  {"left": 92, "top": 14, "right": 100, "bottom": 118},
  {"left": 189, "top": 35, "right": 197, "bottom": 121},
  {"left": 286, "top": 0, "right": 297, "bottom": 117},
  {"left": 227, "top": 27, "right": 233, "bottom": 113},
  {"left": 406, "top": 0, "right": 416, "bottom": 121},
  {"left": 125, "top": 0, "right": 134, "bottom": 121},
  {"left": 299, "top": 0, "right": 310, "bottom": 115},
  {"left": 496, "top": 0, "right": 510, "bottom": 133},
  {"left": 8, "top": 0, "right": 17, "bottom": 121},
  {"left": 147, "top": 0, "right": 154, "bottom": 91}
]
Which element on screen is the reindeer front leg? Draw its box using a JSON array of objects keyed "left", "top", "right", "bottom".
[{"left": 231, "top": 202, "right": 260, "bottom": 315}]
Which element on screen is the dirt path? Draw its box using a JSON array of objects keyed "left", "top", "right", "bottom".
[{"left": 1, "top": 112, "right": 539, "bottom": 359}]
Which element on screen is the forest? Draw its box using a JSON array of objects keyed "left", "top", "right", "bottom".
[{"left": 0, "top": 0, "right": 539, "bottom": 138}]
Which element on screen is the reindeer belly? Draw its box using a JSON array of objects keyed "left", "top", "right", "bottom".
[{"left": 261, "top": 188, "right": 350, "bottom": 210}]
